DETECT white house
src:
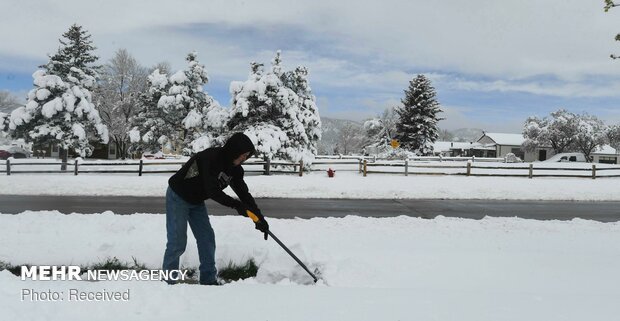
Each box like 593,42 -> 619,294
591,145 -> 619,164
477,132 -> 554,162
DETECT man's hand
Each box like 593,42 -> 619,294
254,214 -> 269,240
236,205 -> 269,240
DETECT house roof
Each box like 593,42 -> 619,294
480,133 -> 525,146
592,145 -> 618,155
433,141 -> 493,152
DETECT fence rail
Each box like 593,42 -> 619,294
1,158 -> 307,177
3,157 -> 620,179
360,160 -> 620,179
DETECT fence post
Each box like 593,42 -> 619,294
264,157 -> 271,176
299,160 -> 304,177
404,160 -> 409,176
529,163 -> 533,179
139,159 -> 144,176
466,160 -> 471,176
363,160 -> 368,177
74,159 -> 79,176
592,164 -> 596,179
6,159 -> 10,176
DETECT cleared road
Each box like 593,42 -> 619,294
0,195 -> 618,222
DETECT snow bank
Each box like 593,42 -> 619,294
2,171 -> 620,201
0,212 -> 619,320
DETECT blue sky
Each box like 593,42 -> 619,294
2,0 -> 620,133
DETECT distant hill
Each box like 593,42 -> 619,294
451,128 -> 484,142
318,117 -> 363,154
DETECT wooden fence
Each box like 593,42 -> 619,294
3,157 -> 620,179
1,158 -> 306,176
360,160 -> 620,179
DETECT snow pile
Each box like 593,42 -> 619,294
4,171 -> 620,201
0,211 -> 619,320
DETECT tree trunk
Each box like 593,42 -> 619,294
60,148 -> 68,171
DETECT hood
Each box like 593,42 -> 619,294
221,133 -> 256,165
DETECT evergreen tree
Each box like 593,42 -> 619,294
282,62 -> 322,155
41,24 -> 100,78
7,24 -> 108,162
395,74 -> 443,154
129,51 -> 217,155
228,51 -> 319,163
129,68 -> 169,154
363,107 -> 398,149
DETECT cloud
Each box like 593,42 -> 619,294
436,74 -> 620,98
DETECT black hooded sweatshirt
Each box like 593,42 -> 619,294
168,133 -> 259,211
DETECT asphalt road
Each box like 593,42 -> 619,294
0,195 -> 618,222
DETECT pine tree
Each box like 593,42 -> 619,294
129,68 -> 169,154
395,74 -> 442,155
41,24 -> 100,79
129,52 -> 217,156
282,64 -> 322,155
228,51 -> 319,163
8,24 -> 108,163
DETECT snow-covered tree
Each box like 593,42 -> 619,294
573,114 -> 606,161
606,124 -> 620,153
94,49 -> 148,159
7,25 -> 108,164
395,74 -> 443,155
281,60 -> 322,155
0,91 -> 19,139
228,51 -> 319,163
336,122 -> 363,155
522,109 -> 579,154
41,24 -> 100,78
363,107 -> 398,150
129,68 -> 169,154
130,52 -> 219,156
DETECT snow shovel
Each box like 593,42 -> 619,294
246,210 -> 320,283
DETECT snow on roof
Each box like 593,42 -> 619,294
481,133 -> 525,146
433,141 -> 486,152
592,145 -> 618,155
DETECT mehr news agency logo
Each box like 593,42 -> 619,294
19,265 -> 189,302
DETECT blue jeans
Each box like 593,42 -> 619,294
162,187 -> 217,284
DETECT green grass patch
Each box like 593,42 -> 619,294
87,256 -> 148,271
217,259 -> 259,282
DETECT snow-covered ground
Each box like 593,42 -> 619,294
0,211 -> 618,320
2,170 -> 620,201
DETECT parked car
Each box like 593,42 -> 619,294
543,152 -> 587,163
0,146 -> 32,159
0,150 -> 11,160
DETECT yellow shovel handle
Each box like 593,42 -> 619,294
246,209 -> 260,223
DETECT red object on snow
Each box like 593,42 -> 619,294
327,168 -> 335,178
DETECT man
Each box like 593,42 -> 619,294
162,133 -> 269,285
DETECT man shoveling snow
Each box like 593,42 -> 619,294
162,133 -> 269,285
